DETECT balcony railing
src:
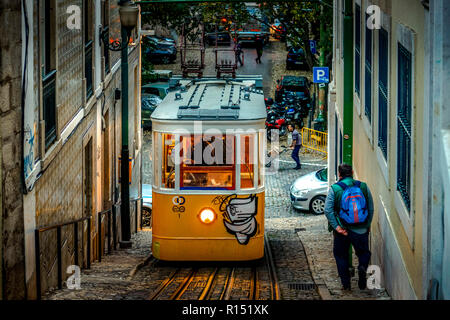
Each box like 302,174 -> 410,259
43,70 -> 57,150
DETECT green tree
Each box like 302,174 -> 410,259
255,0 -> 333,70
141,2 -> 251,43
140,1 -> 333,69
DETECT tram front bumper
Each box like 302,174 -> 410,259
152,235 -> 264,261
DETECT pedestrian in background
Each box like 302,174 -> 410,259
255,37 -> 263,64
287,124 -> 302,170
236,42 -> 243,67
324,163 -> 374,292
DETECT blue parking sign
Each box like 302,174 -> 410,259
309,40 -> 317,55
313,67 -> 329,84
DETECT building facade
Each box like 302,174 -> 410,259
1,0 -> 142,299
329,0 -> 449,299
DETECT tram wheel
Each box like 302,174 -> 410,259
309,196 -> 326,215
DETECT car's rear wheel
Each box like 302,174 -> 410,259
162,56 -> 170,64
142,207 -> 152,229
309,196 -> 326,215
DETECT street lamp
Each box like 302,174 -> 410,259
101,0 -> 139,51
101,0 -> 139,248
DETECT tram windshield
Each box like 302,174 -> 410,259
157,132 -> 262,191
180,135 -> 235,190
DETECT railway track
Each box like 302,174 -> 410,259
148,235 -> 281,300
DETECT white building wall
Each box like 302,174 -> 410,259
425,0 -> 450,300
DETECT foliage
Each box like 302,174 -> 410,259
140,1 -> 333,68
257,0 -> 333,69
141,2 -> 251,43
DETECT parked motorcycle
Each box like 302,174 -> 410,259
265,110 -> 287,141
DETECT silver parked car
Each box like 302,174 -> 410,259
290,168 -> 328,215
142,184 -> 152,228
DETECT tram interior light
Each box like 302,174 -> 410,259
199,208 -> 216,224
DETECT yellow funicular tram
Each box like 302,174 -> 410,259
151,76 -> 266,261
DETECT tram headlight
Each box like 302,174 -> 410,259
199,208 -> 216,224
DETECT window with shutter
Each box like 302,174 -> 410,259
364,13 -> 373,123
355,4 -> 361,96
378,28 -> 389,159
397,43 -> 412,212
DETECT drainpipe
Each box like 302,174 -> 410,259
343,0 -> 354,165
120,26 -> 132,248
317,4 -> 326,124
343,0 -> 355,274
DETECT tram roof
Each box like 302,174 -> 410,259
150,76 -> 267,121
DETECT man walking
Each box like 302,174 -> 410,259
236,42 -> 243,67
324,163 -> 374,291
288,124 -> 302,170
255,37 -> 263,64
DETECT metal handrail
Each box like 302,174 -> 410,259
35,198 -> 142,299
97,207 -> 115,262
301,127 -> 328,156
131,197 -> 142,233
35,215 -> 91,300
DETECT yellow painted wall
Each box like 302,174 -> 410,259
351,0 -> 425,298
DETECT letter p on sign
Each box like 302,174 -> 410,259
313,67 -> 330,84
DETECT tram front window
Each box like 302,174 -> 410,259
180,135 -> 235,190
162,134 -> 175,189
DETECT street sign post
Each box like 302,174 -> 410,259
313,67 -> 329,84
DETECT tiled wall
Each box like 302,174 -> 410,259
56,0 -> 84,132
29,0 -> 141,296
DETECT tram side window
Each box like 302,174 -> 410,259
258,131 -> 264,187
241,134 -> 255,189
162,134 -> 175,189
180,135 -> 235,190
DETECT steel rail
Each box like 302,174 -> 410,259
249,267 -> 259,300
264,235 -> 281,300
170,268 -> 197,300
199,268 -> 219,300
148,268 -> 180,300
221,268 -> 236,300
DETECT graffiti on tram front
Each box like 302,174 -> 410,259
213,194 -> 258,245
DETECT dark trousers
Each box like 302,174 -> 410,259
291,145 -> 301,167
333,230 -> 371,287
236,53 -> 243,66
256,49 -> 262,63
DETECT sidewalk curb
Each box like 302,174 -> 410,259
296,231 -> 333,300
128,254 -> 154,280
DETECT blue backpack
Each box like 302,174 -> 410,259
335,181 -> 368,226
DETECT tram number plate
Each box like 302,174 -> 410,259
172,205 -> 185,213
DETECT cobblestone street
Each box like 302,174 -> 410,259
45,135 -> 390,300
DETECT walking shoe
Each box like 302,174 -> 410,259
293,166 -> 302,170
342,285 -> 351,293
358,270 -> 367,290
